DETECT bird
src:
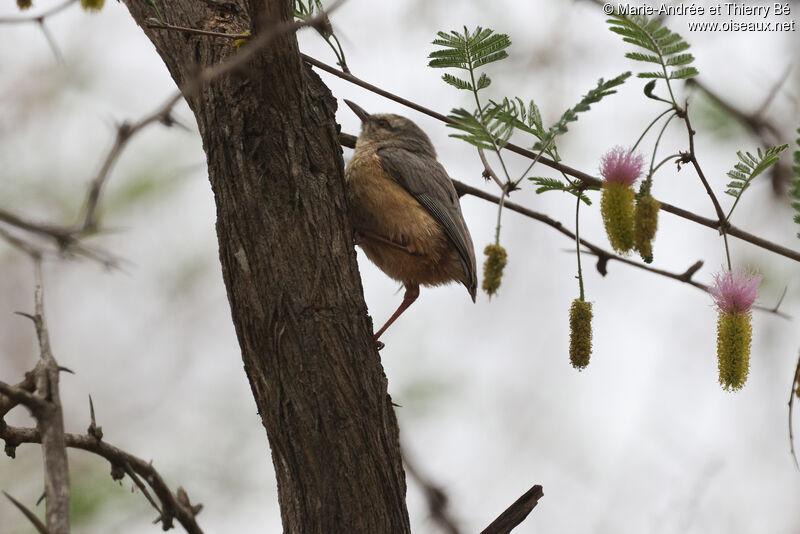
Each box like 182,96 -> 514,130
343,99 -> 477,343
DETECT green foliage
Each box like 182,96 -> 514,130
725,145 -> 788,199
428,27 -> 511,92
293,0 -> 349,71
536,72 -> 631,151
445,106 -> 515,150
144,0 -> 164,25
294,0 -> 323,18
607,15 -> 698,81
488,73 -> 630,162
529,177 -> 595,205
791,128 -> 800,238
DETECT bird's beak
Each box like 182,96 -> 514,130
344,99 -> 370,123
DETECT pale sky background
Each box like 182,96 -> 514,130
1,1 -> 800,533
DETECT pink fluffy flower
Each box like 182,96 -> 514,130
600,146 -> 646,186
710,268 -> 761,314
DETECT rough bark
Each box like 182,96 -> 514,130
120,1 -> 410,532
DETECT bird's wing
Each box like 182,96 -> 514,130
377,146 -> 477,299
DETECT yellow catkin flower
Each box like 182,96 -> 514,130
481,244 -> 507,297
17,0 -> 33,10
634,195 -> 660,264
716,311 -> 752,391
234,30 -> 251,50
569,299 -> 593,370
601,182 -> 635,254
80,0 -> 104,12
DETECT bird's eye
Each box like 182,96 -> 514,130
376,119 -> 391,129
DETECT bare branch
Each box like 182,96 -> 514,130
0,424 -> 204,534
0,378 -> 45,414
25,262 -> 71,533
1,0 -> 346,267
480,484 -> 543,534
0,368 -> 38,419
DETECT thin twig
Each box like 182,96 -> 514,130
36,20 -> 63,64
311,56 -> 800,263
680,103 -> 728,229
477,147 -> 505,189
402,449 -> 461,534
0,0 -> 76,24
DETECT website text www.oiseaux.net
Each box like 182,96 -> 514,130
602,3 -> 796,32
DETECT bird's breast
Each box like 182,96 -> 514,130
345,152 -> 465,288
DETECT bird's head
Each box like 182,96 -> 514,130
344,100 -> 436,157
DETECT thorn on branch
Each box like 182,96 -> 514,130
88,395 -> 103,441
2,491 -> 49,534
13,311 -> 36,323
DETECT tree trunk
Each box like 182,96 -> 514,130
121,1 -> 410,531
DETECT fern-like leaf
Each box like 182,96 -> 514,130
428,27 -> 511,91
725,145 -> 789,199
446,108 -> 496,150
607,15 -> 698,81
724,144 -> 789,221
442,73 -> 473,91
545,72 -> 631,140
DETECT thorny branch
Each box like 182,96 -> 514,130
1,423 -> 205,533
308,55 -> 800,263
1,282 -> 204,532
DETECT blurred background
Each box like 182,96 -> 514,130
1,0 -> 799,532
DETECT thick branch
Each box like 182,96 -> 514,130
480,485 -> 544,534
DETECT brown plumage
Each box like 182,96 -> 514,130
343,100 -> 477,342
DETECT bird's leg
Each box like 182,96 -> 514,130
355,230 -> 419,255
374,284 -> 420,342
